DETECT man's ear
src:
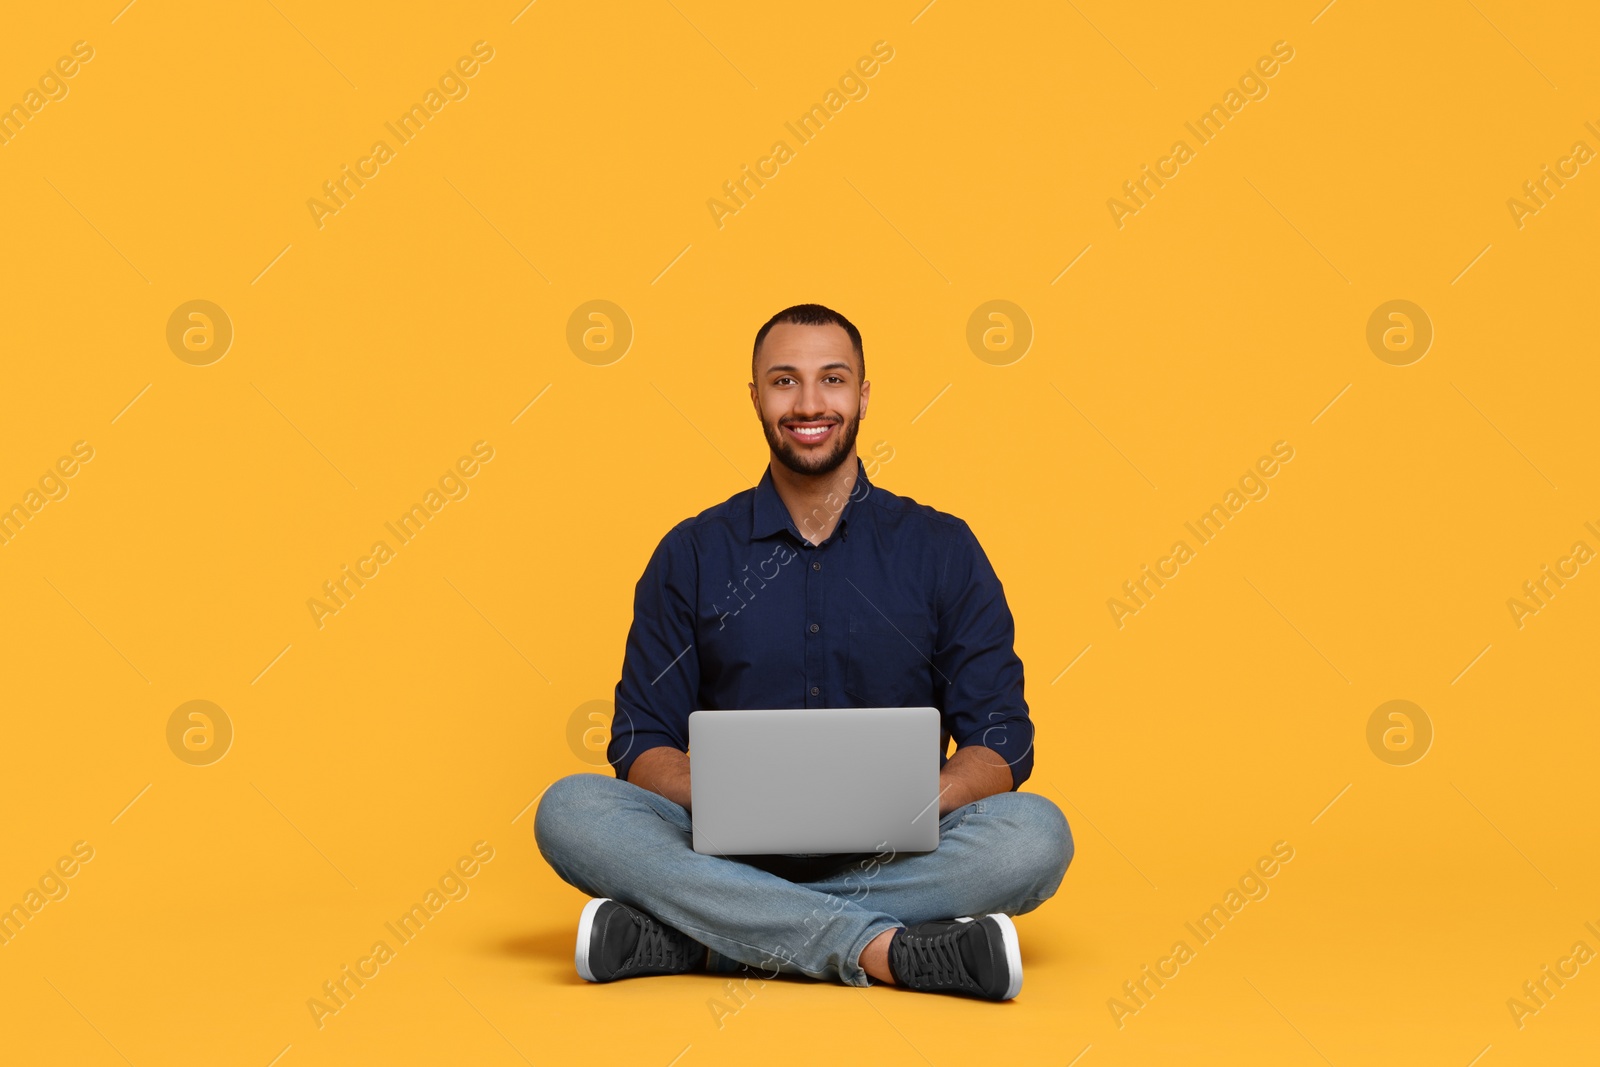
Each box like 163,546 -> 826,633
749,380 -> 760,417
859,378 -> 870,420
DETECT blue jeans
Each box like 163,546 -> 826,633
533,773 -> 1073,987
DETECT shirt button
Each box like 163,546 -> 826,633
810,686 -> 820,696
812,561 -> 821,571
809,622 -> 820,633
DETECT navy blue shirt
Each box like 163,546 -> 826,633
608,457 -> 1034,790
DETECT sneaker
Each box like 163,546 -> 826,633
887,914 -> 1023,1000
574,898 -> 702,983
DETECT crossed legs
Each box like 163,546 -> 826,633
533,773 -> 1073,987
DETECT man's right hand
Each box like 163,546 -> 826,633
626,746 -> 693,811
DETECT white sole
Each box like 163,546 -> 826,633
575,897 -> 610,982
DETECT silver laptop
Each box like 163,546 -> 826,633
688,707 -> 941,856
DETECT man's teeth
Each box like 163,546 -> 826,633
792,425 -> 830,437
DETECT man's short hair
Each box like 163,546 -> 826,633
751,303 -> 864,380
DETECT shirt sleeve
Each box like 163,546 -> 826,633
933,519 -> 1034,790
608,523 -> 701,782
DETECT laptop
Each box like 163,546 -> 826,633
688,706 -> 942,856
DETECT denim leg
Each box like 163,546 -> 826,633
533,773 -> 901,986
797,792 -> 1074,924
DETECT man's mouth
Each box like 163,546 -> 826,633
783,421 -> 837,446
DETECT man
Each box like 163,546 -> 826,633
535,303 -> 1071,1001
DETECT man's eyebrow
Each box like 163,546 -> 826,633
765,362 -> 855,375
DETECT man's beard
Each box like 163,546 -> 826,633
763,412 -> 861,477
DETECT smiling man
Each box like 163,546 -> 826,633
534,303 -> 1072,1000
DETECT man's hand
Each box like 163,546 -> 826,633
937,745 -> 1013,816
627,746 -> 693,811
629,742 -> 1009,818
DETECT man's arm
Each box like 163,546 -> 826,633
608,525 -> 700,799
937,744 -> 1012,815
628,746 -> 693,810
931,519 -> 1035,800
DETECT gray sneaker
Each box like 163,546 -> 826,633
575,898 -> 702,983
887,914 -> 1022,1000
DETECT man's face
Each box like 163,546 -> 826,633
749,322 -> 868,478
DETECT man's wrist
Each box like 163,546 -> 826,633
937,744 -> 1013,813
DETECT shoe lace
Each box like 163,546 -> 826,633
902,929 -> 971,990
630,914 -> 691,970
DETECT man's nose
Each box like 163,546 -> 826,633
794,382 -> 827,417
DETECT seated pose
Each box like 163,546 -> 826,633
535,303 -> 1072,1001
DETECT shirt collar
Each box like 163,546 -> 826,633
752,456 -> 872,544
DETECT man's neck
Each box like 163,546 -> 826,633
769,454 -> 859,546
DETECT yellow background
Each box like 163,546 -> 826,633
2,1 -> 1597,1064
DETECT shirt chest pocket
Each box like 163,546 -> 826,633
843,610 -> 935,707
